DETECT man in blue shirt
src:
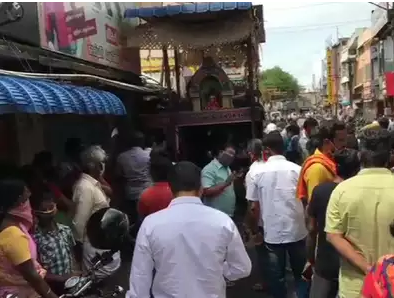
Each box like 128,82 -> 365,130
201,143 -> 237,218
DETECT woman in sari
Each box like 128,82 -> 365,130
0,179 -> 58,298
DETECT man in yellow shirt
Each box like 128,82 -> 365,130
325,128 -> 394,298
297,122 -> 347,204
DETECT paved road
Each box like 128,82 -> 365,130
109,247 -> 296,298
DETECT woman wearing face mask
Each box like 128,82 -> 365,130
0,179 -> 58,298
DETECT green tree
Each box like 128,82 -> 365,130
259,66 -> 300,99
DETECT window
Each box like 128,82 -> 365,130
341,65 -> 348,78
113,2 -> 122,19
365,64 -> 371,81
372,59 -> 379,80
105,2 -> 113,17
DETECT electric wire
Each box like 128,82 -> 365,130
266,2 -> 345,11
266,19 -> 370,31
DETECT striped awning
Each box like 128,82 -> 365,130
124,2 -> 252,19
0,75 -> 126,115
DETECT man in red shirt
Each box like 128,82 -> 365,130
138,153 -> 173,218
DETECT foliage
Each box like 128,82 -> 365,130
259,66 -> 301,100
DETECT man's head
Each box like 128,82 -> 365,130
145,135 -> 155,149
80,145 -> 107,178
262,131 -> 285,157
359,128 -> 391,168
247,138 -> 263,162
128,131 -> 145,149
314,121 -> 347,156
149,153 -> 173,183
334,149 -> 360,180
286,124 -> 300,139
378,117 -> 390,130
32,151 -> 54,179
303,117 -> 319,137
0,179 -> 30,223
214,143 -> 236,167
264,123 -> 278,134
65,137 -> 84,161
32,191 -> 57,227
168,161 -> 202,198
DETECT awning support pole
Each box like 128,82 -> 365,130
174,47 -> 181,96
162,45 -> 172,93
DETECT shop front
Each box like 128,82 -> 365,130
361,81 -> 377,121
0,75 -> 127,165
385,71 -> 394,115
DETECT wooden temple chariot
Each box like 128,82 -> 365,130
123,2 -> 265,158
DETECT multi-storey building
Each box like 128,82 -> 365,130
353,28 -> 377,120
370,3 -> 394,116
340,28 -> 365,107
331,38 -> 349,114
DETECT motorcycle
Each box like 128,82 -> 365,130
61,250 -> 124,298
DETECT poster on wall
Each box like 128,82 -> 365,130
37,2 -> 141,72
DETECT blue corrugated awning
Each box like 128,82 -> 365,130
0,75 -> 126,115
124,2 -> 252,19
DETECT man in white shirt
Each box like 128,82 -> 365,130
244,138 -> 268,292
72,145 -> 120,278
127,161 -> 251,298
247,131 -> 308,298
299,117 -> 319,160
245,138 -> 265,236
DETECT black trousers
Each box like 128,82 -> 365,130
310,272 -> 338,298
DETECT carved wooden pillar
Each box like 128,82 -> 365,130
246,36 -> 256,138
162,45 -> 177,160
162,45 -> 172,92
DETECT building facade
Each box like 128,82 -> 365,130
369,3 -> 394,116
0,2 -> 147,165
340,28 -> 364,107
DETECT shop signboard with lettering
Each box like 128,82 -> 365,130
326,48 -> 334,104
37,2 -> 141,72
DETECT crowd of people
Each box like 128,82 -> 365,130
0,132 -> 169,298
127,116 -> 394,298
2,115 -> 394,298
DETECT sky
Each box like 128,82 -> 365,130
254,1 -> 374,89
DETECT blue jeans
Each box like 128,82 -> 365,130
258,239 -> 309,298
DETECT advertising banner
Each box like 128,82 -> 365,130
38,2 -> 140,73
385,72 -> 394,97
326,48 -> 334,104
